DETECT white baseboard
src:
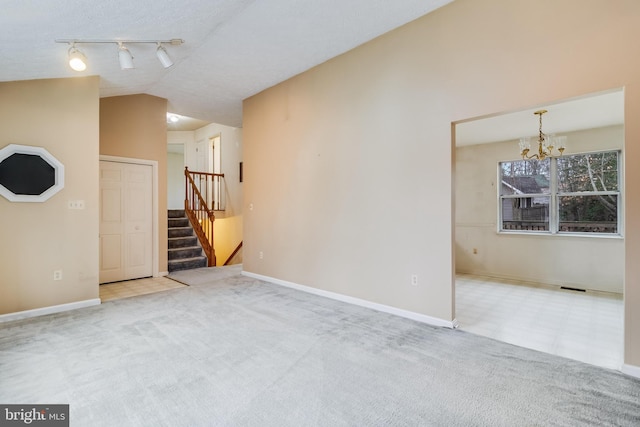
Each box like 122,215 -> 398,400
456,270 -> 622,295
0,299 -> 101,323
621,363 -> 640,379
242,271 -> 457,329
158,271 -> 169,277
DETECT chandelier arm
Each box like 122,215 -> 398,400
521,151 -> 541,160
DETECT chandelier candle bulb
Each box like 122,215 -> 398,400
556,136 -> 567,154
519,138 -> 531,156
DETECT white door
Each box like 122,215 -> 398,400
195,139 -> 207,171
194,139 -> 210,204
99,161 -> 153,284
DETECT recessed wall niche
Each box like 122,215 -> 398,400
0,144 -> 65,202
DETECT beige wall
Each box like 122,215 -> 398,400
0,77 -> 100,314
456,125 -> 624,293
243,0 -> 640,368
100,94 -> 169,273
167,131 -> 194,209
167,151 -> 185,210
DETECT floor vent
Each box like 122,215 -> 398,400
560,286 -> 586,292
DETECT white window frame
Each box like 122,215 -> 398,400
498,149 -> 622,237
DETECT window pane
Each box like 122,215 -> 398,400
501,196 -> 550,231
500,159 -> 550,195
557,152 -> 618,193
558,195 -> 618,233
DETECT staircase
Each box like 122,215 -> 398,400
168,210 -> 208,272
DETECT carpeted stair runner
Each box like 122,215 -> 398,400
168,209 -> 207,272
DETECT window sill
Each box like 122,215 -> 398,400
497,230 -> 623,239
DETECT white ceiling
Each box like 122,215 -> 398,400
456,90 -> 624,147
166,113 -> 210,132
1,0 -> 454,128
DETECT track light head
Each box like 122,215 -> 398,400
56,38 -> 183,71
68,45 -> 87,72
117,43 -> 134,70
156,43 -> 173,68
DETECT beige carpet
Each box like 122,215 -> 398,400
1,265 -> 639,426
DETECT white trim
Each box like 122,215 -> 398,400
242,271 -> 457,329
0,299 -> 101,323
99,155 -> 159,279
0,144 -> 65,202
621,363 -> 640,379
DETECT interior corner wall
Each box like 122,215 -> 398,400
242,0 -> 640,367
0,76 -> 100,315
456,126 -> 624,293
99,94 -> 169,273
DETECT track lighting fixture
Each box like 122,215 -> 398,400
55,38 -> 183,72
67,45 -> 87,71
118,43 -> 134,70
156,43 -> 174,68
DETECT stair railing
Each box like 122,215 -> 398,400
223,241 -> 243,266
188,168 -> 226,211
184,167 -> 223,267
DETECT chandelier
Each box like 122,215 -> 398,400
519,109 -> 566,160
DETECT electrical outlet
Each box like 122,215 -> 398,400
411,274 -> 418,286
473,248 -> 478,255
53,270 -> 63,281
259,251 -> 264,259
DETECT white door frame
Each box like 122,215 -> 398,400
100,155 -> 159,278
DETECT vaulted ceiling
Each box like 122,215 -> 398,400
1,0 -> 453,128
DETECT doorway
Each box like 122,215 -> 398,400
452,90 -> 625,369
99,158 -> 157,283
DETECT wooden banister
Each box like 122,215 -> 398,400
184,167 -> 219,267
187,169 -> 226,211
223,241 -> 243,266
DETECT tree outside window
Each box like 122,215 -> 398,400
499,150 -> 620,235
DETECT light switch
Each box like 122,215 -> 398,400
68,200 -> 85,209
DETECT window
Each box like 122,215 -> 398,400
499,150 -> 620,235
0,144 -> 65,203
